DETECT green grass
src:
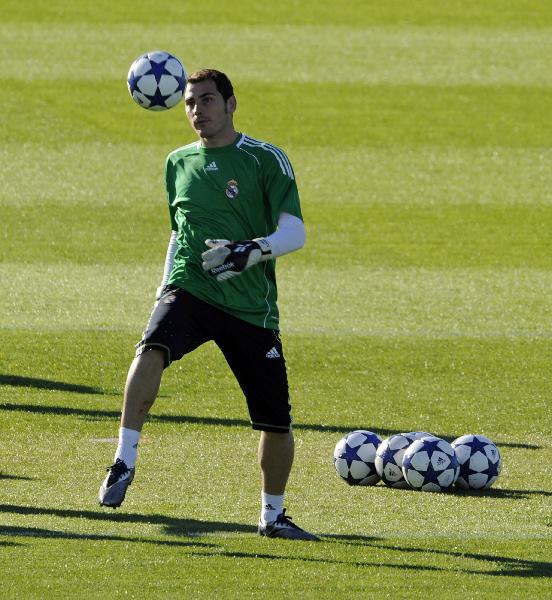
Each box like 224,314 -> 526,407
1,1 -> 551,598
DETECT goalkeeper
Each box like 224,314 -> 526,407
98,69 -> 318,541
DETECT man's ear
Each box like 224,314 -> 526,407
227,95 -> 237,114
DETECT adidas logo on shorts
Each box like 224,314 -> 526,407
265,347 -> 281,359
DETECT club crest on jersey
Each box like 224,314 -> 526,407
225,179 -> 239,199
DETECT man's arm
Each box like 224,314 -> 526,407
156,230 -> 178,299
201,212 -> 306,281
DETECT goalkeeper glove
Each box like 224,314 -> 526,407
201,238 -> 272,281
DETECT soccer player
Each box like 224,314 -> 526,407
98,69 -> 318,541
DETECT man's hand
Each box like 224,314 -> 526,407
201,238 -> 272,281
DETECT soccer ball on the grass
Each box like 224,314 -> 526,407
333,430 -> 382,486
408,431 -> 433,440
402,436 -> 459,492
451,434 -> 502,490
375,432 -> 430,488
127,51 -> 187,110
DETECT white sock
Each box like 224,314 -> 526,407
261,492 -> 284,525
114,427 -> 141,469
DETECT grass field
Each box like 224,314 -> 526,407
1,1 -> 551,598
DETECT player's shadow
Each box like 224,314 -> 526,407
0,400 -> 543,448
0,401 -> 395,436
185,547 -> 448,573
0,375 -> 107,395
0,503 -> 257,537
0,473 -> 36,481
0,524 -> 215,548
1,504 -> 550,577
0,540 -> 23,547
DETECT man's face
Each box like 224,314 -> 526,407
184,79 -> 235,140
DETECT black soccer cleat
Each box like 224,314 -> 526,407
258,509 -> 319,541
99,459 -> 135,508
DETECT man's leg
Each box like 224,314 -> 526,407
99,350 -> 164,508
257,428 -> 318,540
257,429 -> 318,540
258,430 -> 294,495
215,315 -> 318,539
258,430 -> 294,526
121,349 -> 165,430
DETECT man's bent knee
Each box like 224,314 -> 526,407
135,342 -> 171,368
133,347 -> 166,371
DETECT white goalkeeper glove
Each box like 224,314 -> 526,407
201,238 -> 272,281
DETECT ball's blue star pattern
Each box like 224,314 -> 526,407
143,85 -> 172,109
145,58 -> 171,84
421,461 -> 446,487
468,436 -> 492,456
127,70 -> 139,94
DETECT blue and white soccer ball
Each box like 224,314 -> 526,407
127,51 -> 187,111
402,436 -> 459,492
408,431 -> 434,441
375,432 -> 419,488
451,434 -> 502,490
333,430 -> 382,486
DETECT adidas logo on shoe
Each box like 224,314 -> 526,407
265,347 -> 281,359
205,161 -> 218,171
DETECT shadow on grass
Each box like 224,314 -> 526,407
0,540 -> 22,547
188,548 -> 447,573
367,541 -> 552,578
0,524 -> 215,548
0,473 -> 36,481
454,487 -> 552,499
0,402 -> 542,448
0,503 -> 257,536
0,375 -> 108,395
0,401 -> 397,436
190,538 -> 552,578
1,504 -> 549,577
186,543 -> 552,578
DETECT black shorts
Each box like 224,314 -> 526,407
135,285 -> 291,433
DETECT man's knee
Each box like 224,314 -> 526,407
134,348 -> 166,371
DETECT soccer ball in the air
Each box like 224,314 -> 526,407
451,434 -> 502,490
375,432 -> 430,488
333,430 -> 382,486
402,436 -> 459,492
127,51 -> 187,110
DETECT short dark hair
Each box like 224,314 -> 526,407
187,69 -> 234,101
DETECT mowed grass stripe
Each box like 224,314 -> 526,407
3,144 -> 552,207
1,263 -> 549,336
3,80 -> 552,147
3,0 -> 552,28
2,202 -> 551,267
1,330 -> 550,435
2,24 -> 552,86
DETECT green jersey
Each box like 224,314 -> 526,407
165,133 -> 303,329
